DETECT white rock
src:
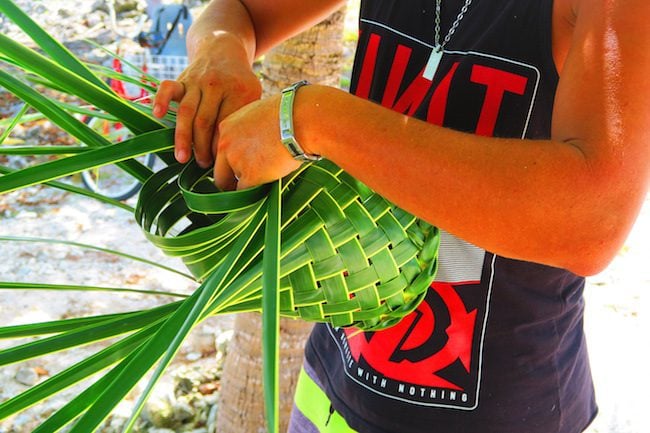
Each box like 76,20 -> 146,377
185,352 -> 202,362
172,399 -> 194,422
14,368 -> 39,386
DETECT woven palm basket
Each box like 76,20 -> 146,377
135,159 -> 439,331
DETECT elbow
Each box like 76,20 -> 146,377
561,232 -> 627,277
565,255 -> 613,277
555,173 -> 646,277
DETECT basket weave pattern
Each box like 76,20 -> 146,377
136,159 -> 439,331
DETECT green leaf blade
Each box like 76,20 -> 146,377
262,180 -> 282,433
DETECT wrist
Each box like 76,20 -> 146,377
188,29 -> 254,64
187,0 -> 257,63
287,84 -> 336,160
279,81 -> 322,162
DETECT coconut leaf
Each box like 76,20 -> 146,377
0,2 -> 440,432
0,0 -> 110,91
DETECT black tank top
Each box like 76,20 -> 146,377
304,1 -> 598,432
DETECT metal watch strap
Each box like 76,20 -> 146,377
279,80 -> 321,162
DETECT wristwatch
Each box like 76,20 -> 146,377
279,80 -> 322,162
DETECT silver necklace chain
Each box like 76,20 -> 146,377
434,0 -> 474,50
424,0 -> 475,80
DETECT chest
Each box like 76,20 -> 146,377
350,0 -> 562,139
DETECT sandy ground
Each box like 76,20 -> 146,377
582,194 -> 649,433
0,184 -> 234,432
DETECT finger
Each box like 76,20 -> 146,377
193,90 -> 223,168
152,80 -> 185,118
210,127 -> 221,175
213,150 -> 237,191
236,176 -> 254,191
210,95 -> 248,162
174,85 -> 201,164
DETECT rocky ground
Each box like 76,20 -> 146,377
1,1 -> 648,433
1,2 -> 233,432
0,184 -> 234,433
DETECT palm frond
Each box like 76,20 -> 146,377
0,1 -> 440,432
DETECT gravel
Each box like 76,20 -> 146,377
1,2 -> 231,432
0,185 -> 235,433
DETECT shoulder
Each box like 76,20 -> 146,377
553,0 -> 650,70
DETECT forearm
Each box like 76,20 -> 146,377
295,85 -> 641,275
186,0 -> 257,64
187,0 -> 346,62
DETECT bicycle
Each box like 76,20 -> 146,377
80,0 -> 191,201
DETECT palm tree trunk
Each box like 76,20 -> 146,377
260,8 -> 347,93
215,314 -> 316,433
216,8 -> 347,433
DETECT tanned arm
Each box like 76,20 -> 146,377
216,0 -> 650,276
153,0 -> 345,168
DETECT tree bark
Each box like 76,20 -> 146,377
261,8 -> 346,94
216,8 -> 346,433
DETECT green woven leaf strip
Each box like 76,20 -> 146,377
0,69 -> 111,149
262,180 -> 281,433
31,348 -> 143,433
0,129 -> 173,194
0,102 -> 29,144
0,303 -> 177,367
136,160 -> 440,331
0,322 -> 161,421
0,0 -> 109,90
0,166 -> 134,211
0,281 -> 186,300
0,32 -> 161,134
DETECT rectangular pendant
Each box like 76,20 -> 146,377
423,48 -> 443,80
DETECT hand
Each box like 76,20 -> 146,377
152,35 -> 262,168
214,94 -> 302,191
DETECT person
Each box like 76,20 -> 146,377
152,0 -> 650,432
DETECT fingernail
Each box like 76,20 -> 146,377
175,148 -> 187,162
153,104 -> 162,117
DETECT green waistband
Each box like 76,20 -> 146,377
294,368 -> 358,433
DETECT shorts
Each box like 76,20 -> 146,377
288,365 -> 358,433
